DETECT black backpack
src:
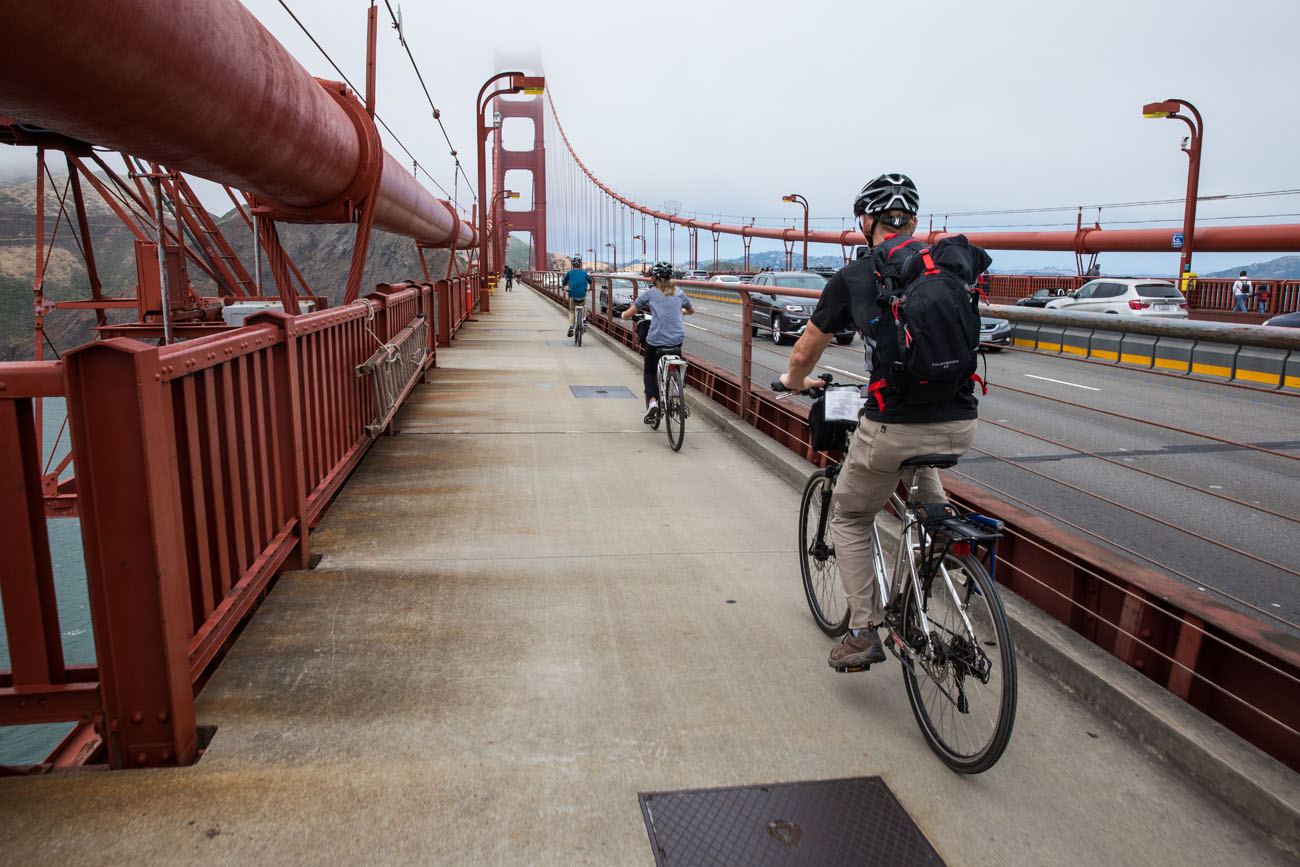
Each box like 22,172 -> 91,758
867,235 -> 991,407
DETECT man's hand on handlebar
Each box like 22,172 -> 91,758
775,372 -> 831,393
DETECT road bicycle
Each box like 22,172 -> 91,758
775,376 -> 1017,774
633,314 -> 690,451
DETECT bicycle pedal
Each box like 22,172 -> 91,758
833,663 -> 871,673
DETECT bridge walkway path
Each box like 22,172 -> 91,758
0,287 -> 1286,865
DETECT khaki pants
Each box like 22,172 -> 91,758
568,296 -> 587,325
831,417 -> 978,629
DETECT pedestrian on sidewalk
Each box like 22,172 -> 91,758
1257,281 -> 1270,314
1232,270 -> 1252,312
622,261 -> 694,425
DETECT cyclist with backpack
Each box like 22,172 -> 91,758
622,261 -> 695,425
562,256 -> 591,337
778,173 -> 992,671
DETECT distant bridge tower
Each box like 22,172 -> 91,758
491,93 -> 548,271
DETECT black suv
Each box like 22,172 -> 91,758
748,271 -> 855,346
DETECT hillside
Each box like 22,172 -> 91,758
1204,255 -> 1300,279
0,173 -> 459,360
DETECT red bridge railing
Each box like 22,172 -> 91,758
0,275 -> 476,770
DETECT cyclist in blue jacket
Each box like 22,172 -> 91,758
562,256 -> 591,337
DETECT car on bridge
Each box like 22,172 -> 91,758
1045,278 -> 1188,318
747,270 -> 855,346
1016,287 -> 1071,307
684,269 -> 711,281
980,316 -> 1012,348
599,274 -> 637,316
708,274 -> 742,285
1262,311 -> 1300,328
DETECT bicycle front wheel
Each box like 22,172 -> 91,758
899,551 -> 1017,774
799,468 -> 848,636
575,315 -> 584,346
664,368 -> 686,451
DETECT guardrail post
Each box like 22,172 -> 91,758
420,282 -> 437,370
740,291 -> 754,422
434,279 -> 452,346
64,339 -> 197,768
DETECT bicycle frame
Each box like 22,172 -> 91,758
871,472 -> 983,660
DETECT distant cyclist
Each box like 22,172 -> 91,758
622,261 -> 695,425
562,256 -> 591,337
778,173 -> 990,671
504,265 -> 515,291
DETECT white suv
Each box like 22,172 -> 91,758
1045,278 -> 1188,318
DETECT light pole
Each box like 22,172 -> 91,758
632,233 -> 646,272
606,241 -> 617,272
490,190 -> 519,279
586,247 -> 595,271
782,193 -> 810,270
477,72 -> 544,291
1142,99 -> 1203,284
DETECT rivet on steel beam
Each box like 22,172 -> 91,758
161,749 -> 174,762
1140,629 -> 1152,638
135,752 -> 148,766
131,711 -> 144,724
157,711 -> 169,723
1134,660 -> 1146,670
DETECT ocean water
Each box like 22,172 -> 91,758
0,397 -> 95,765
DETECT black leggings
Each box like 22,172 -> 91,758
643,344 -> 682,403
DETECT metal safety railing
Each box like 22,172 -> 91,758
523,269 -> 1300,773
985,274 -> 1300,319
0,274 -> 475,770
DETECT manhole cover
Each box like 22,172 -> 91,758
639,777 -> 945,867
569,386 -> 636,399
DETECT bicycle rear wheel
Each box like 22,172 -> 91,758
664,367 -> 686,451
799,468 -> 848,636
899,551 -> 1016,774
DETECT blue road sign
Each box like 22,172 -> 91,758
1171,232 -> 1185,250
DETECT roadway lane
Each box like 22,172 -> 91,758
674,290 -> 1300,627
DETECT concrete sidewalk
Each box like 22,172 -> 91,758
0,287 -> 1289,865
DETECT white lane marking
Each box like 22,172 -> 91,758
1024,373 -> 1099,391
685,322 -> 713,333
822,365 -> 869,382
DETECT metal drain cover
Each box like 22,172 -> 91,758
639,776 -> 945,867
569,385 -> 636,399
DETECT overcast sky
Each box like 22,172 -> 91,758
7,0 -> 1298,275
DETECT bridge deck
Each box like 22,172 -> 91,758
0,289 -> 1286,865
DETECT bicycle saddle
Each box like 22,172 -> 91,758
899,453 -> 960,469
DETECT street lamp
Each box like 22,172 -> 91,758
605,241 -> 617,272
632,233 -> 647,272
1142,98 -> 1203,285
476,72 -> 545,290
782,193 -> 810,270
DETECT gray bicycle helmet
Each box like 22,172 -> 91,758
571,256 -> 582,267
649,261 -> 674,281
852,173 -> 919,226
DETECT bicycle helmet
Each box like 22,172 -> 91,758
649,261 -> 674,281
571,256 -> 582,267
852,173 -> 919,225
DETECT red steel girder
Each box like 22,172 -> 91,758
0,0 -> 477,250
